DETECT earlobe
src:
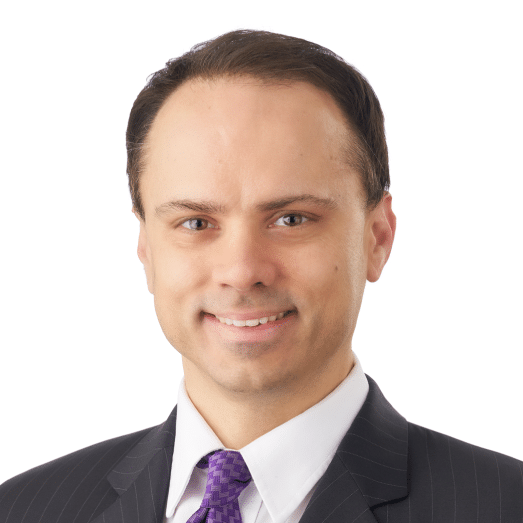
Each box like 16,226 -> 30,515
366,193 -> 396,283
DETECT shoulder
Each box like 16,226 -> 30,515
0,427 -> 153,523
408,422 -> 523,516
408,421 -> 523,475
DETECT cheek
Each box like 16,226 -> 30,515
150,245 -> 188,300
284,241 -> 345,313
151,253 -> 195,348
302,237 -> 348,280
151,244 -> 212,318
310,238 -> 362,307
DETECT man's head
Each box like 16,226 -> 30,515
128,30 -> 396,403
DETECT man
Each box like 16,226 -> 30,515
1,29 -> 521,523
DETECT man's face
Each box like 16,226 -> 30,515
136,77 -> 394,397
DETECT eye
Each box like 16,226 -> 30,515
180,218 -> 216,231
273,214 -> 309,227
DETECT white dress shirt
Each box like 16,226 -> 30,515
163,353 -> 369,523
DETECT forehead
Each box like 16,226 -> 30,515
142,77 -> 360,215
148,76 -> 350,146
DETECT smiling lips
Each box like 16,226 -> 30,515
203,309 -> 298,341
205,309 -> 295,327
216,311 -> 289,327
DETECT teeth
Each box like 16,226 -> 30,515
217,311 -> 287,327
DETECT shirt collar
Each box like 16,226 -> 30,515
165,377 -> 225,518
165,353 -> 369,521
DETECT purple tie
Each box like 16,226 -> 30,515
186,450 -> 252,523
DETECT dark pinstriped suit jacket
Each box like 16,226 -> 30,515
1,375 -> 522,523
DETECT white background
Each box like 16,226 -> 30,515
1,0 -> 522,484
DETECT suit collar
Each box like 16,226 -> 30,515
338,374 -> 409,506
106,405 -> 178,493
299,374 -> 408,522
90,406 -> 177,523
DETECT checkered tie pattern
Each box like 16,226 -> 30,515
186,450 -> 252,523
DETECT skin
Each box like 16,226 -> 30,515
134,77 -> 396,450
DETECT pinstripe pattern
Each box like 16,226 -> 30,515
298,376 -> 523,523
0,407 -> 177,523
1,378 -> 522,523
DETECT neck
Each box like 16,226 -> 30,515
182,350 -> 354,450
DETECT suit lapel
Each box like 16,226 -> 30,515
91,406 -> 178,523
298,454 -> 380,523
299,374 -> 409,522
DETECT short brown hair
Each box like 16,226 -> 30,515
126,29 -> 390,221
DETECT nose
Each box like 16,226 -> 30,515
211,226 -> 278,292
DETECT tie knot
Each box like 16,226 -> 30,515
196,450 -> 252,507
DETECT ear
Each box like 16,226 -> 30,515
365,192 -> 396,283
133,208 -> 155,294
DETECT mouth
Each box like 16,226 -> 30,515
202,309 -> 298,341
203,309 -> 296,323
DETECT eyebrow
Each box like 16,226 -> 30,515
155,194 -> 339,217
